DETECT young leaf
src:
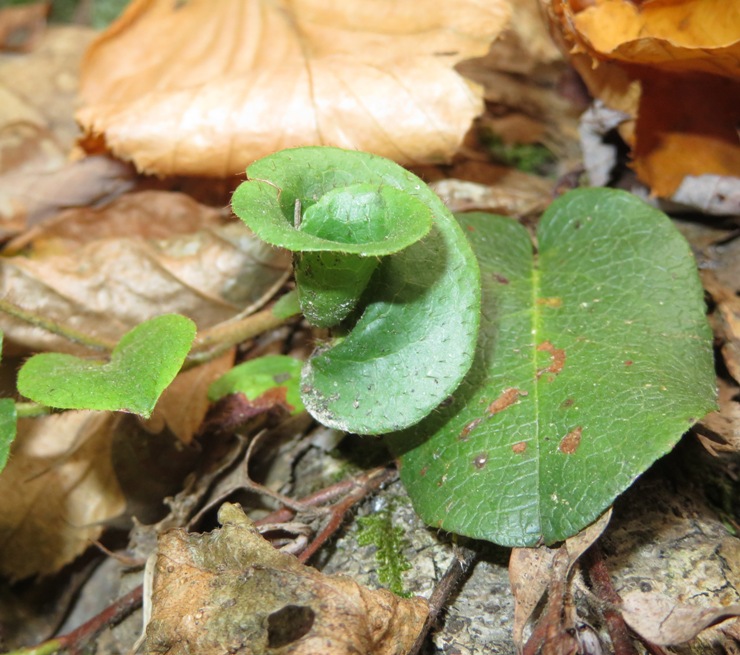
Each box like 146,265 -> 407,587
233,147 -> 481,435
208,355 -> 305,415
388,189 -> 716,546
17,314 -> 196,418
0,399 -> 15,473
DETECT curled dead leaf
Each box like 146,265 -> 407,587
144,503 -> 428,655
544,0 -> 740,200
77,0 -> 510,176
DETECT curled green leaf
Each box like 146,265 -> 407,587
232,147 -> 481,434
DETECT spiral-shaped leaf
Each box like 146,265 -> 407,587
232,147 -> 481,434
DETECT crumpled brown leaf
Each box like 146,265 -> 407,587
0,190 -> 291,355
622,591 -> 740,646
0,411 -> 126,581
509,510 -> 611,651
544,0 -> 740,201
76,0 -> 510,177
144,503 -> 428,655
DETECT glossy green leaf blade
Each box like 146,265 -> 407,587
389,189 -> 716,546
208,355 -> 305,415
17,314 -> 196,418
0,398 -> 15,472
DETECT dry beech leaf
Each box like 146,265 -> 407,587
622,591 -> 740,646
544,0 -> 740,199
509,510 -> 611,651
0,25 -> 112,232
0,411 -> 126,581
0,191 -> 291,355
76,0 -> 510,177
144,349 -> 236,444
144,503 -> 428,655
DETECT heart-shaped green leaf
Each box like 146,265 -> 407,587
17,314 -> 196,418
209,355 -> 304,415
233,147 -> 480,435
388,189 -> 716,546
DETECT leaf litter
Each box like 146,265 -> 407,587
0,1 -> 738,654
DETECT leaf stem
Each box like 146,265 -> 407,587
0,298 -> 115,352
186,301 -> 299,366
14,401 -> 55,418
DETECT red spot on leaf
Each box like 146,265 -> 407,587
537,340 -> 566,378
624,360 -> 633,366
494,274 -> 510,285
536,297 -> 563,308
559,426 -> 583,455
560,398 -> 575,409
459,417 -> 483,441
419,466 -> 428,477
487,387 -> 526,416
512,441 -> 527,454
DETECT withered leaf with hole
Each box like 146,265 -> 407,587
144,503 -> 428,655
76,0 -> 510,176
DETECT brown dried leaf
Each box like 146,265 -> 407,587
0,2 -> 49,53
0,191 -> 291,355
0,411 -> 126,581
622,591 -> 740,646
76,0 -> 510,177
545,0 -> 740,198
144,349 -> 236,444
509,510 -> 611,651
0,25 -> 113,233
144,503 -> 428,655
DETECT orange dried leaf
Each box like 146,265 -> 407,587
545,0 -> 740,198
76,0 -> 510,176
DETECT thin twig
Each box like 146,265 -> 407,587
0,298 -> 116,351
407,542 -> 479,655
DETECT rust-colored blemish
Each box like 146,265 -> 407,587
559,426 -> 582,455
624,360 -> 633,366
486,387 -> 526,416
537,340 -> 566,378
536,297 -> 563,308
512,441 -> 527,454
466,225 -> 475,232
494,274 -> 510,285
473,452 -> 489,469
560,398 -> 574,409
459,417 -> 483,441
419,466 -> 428,477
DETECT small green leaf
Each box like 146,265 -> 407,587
232,147 -> 481,435
17,314 -> 196,418
208,355 -> 304,414
388,189 -> 716,546
0,398 -> 15,473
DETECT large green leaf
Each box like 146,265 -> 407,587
232,147 -> 481,435
17,314 -> 196,418
388,189 -> 716,546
